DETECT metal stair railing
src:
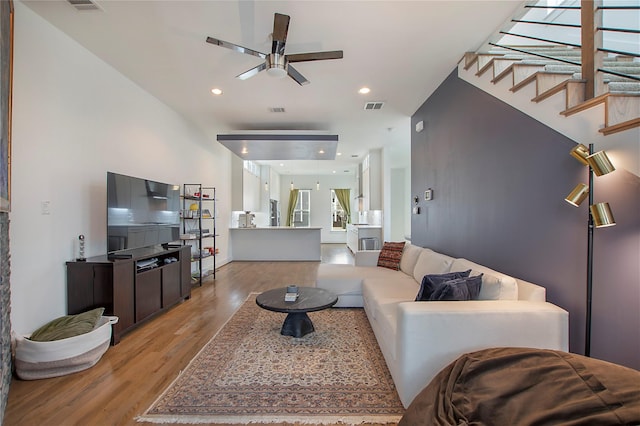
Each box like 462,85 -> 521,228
486,0 -> 640,99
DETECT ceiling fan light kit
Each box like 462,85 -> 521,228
206,13 -> 343,86
266,54 -> 287,78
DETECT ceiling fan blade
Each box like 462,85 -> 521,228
287,64 -> 310,86
271,13 -> 290,55
286,50 -> 344,63
206,36 -> 267,59
236,62 -> 267,80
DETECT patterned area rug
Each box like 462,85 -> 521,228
138,294 -> 404,425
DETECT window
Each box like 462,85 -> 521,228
292,189 -> 310,227
243,160 -> 260,177
330,189 -> 347,231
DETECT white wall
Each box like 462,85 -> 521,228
10,2 -> 231,335
389,168 -> 408,241
382,143 -> 411,243
279,174 -> 357,243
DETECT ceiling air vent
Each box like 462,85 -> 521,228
67,0 -> 101,11
364,102 -> 384,110
269,107 -> 286,113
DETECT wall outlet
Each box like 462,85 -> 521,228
424,189 -> 433,201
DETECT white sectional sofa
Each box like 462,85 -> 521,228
316,244 -> 569,408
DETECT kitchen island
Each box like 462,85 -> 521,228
229,227 -> 322,261
346,224 -> 382,253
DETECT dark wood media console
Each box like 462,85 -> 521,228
66,246 -> 191,344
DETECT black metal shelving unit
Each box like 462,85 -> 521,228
181,184 -> 217,285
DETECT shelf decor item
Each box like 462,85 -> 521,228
76,234 -> 86,261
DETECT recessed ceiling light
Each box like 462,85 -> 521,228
319,149 -> 325,154
332,170 -> 336,174
241,147 -> 248,155
337,152 -> 342,156
211,88 -> 223,95
358,87 -> 370,94
280,163 -> 284,167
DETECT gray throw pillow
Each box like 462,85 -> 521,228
415,270 -> 472,301
429,274 -> 483,301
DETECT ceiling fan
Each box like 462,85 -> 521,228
206,13 -> 343,86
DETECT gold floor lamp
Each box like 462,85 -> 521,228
565,143 -> 616,357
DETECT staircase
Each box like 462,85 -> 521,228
463,46 -> 640,136
457,0 -> 639,176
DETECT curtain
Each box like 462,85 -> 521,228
285,189 -> 299,227
334,189 -> 351,224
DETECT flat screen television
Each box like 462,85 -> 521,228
107,172 -> 181,253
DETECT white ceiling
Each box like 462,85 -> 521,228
22,0 -> 523,175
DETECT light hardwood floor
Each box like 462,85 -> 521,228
4,244 -> 398,426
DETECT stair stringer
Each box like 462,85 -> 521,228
458,62 -> 640,177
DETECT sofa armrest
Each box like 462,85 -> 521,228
393,301 -> 568,407
517,279 -> 546,301
355,250 -> 380,266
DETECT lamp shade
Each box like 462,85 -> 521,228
587,151 -> 615,176
570,144 -> 590,165
565,183 -> 589,206
590,202 -> 616,227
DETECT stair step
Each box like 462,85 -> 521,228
532,79 -> 586,108
545,64 -> 582,73
608,82 -> 640,92
511,70 -> 574,93
599,117 -> 640,135
509,63 -> 546,87
605,93 -> 640,127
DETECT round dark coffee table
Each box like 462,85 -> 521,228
256,287 -> 338,337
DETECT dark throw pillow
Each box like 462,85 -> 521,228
429,274 -> 483,301
29,307 -> 105,342
415,270 -> 472,301
377,241 -> 406,270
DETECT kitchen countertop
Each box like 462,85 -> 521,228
229,227 -> 321,261
230,227 -> 322,230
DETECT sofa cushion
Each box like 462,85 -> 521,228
450,258 -> 518,300
399,244 -> 424,276
377,241 -> 406,270
429,274 -> 483,301
415,270 -> 472,301
362,277 -> 419,320
412,250 -> 455,283
316,264 -> 402,295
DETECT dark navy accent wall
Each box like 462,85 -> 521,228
411,70 -> 639,369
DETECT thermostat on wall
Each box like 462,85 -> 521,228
424,189 -> 433,201
415,120 -> 424,133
